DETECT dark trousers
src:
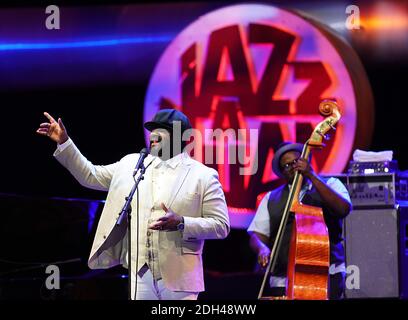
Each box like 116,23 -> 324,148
328,272 -> 345,300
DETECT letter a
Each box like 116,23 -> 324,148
45,265 -> 60,289
345,5 -> 360,30
45,5 -> 60,30
346,265 -> 360,290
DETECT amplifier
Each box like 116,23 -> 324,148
344,204 -> 408,298
348,160 -> 398,175
347,173 -> 396,208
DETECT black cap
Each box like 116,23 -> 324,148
144,109 -> 192,134
272,142 -> 305,178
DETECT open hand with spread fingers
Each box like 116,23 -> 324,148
36,112 -> 69,144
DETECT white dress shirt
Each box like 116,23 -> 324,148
133,153 -> 187,281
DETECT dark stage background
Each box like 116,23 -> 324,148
1,0 -> 408,299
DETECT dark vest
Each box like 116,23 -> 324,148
267,181 -> 345,277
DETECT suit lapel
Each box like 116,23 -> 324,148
166,158 -> 192,209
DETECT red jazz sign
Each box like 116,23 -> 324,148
144,4 -> 374,228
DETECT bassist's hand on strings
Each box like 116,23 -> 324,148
292,157 -> 315,180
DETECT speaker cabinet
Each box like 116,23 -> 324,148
398,204 -> 408,299
344,205 -> 408,298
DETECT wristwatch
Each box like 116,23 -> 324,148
177,217 -> 185,231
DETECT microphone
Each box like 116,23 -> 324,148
133,148 -> 149,176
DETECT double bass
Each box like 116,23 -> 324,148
258,100 -> 341,300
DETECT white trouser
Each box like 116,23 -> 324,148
132,267 -> 199,300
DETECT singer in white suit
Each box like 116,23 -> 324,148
36,109 -> 230,300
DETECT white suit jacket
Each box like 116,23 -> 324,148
54,139 -> 230,292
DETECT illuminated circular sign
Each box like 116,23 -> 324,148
144,4 -> 374,227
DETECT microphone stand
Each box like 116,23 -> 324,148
116,161 -> 147,300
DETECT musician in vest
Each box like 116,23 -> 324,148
36,109 -> 230,300
248,142 -> 351,299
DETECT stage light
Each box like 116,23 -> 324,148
0,35 -> 173,51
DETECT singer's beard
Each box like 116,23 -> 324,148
150,141 -> 173,160
150,143 -> 162,158
149,129 -> 184,160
